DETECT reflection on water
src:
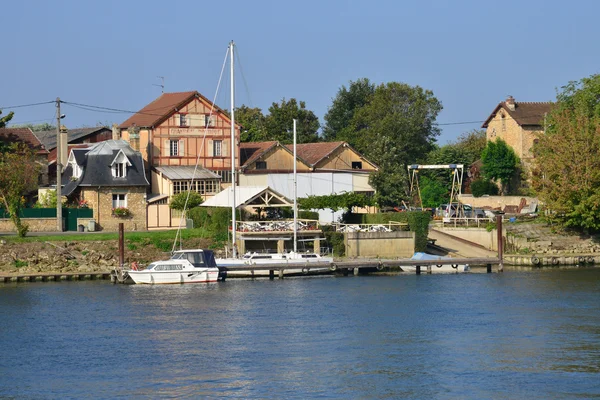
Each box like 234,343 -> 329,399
1,268 -> 599,399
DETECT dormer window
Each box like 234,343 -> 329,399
111,149 -> 132,178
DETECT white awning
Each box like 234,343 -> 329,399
201,186 -> 293,208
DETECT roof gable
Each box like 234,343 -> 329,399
482,101 -> 553,128
119,90 -> 240,129
285,141 -> 345,166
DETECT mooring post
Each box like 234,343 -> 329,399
353,268 -> 359,276
427,265 -> 432,274
343,268 -> 349,276
487,263 -> 492,273
497,216 -> 504,272
118,223 -> 124,268
269,270 -> 274,280
416,265 -> 421,275
278,269 -> 284,279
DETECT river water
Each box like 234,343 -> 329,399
1,267 -> 599,399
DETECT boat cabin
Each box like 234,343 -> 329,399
170,249 -> 217,268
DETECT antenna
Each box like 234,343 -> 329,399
153,76 -> 165,93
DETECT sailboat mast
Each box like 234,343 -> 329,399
293,119 -> 297,254
230,40 -> 237,258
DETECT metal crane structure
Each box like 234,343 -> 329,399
407,164 -> 465,218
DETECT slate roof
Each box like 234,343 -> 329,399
482,101 -> 554,128
61,140 -> 149,196
118,91 -> 239,129
154,166 -> 221,180
48,144 -> 91,164
35,127 -> 111,151
0,128 -> 48,154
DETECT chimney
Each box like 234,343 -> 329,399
505,95 -> 516,111
59,125 -> 68,170
112,123 -> 120,140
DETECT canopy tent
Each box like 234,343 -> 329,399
200,186 -> 293,208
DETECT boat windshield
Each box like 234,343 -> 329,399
170,251 -> 206,267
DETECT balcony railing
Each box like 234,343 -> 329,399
234,219 -> 320,232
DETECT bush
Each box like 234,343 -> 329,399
471,179 -> 499,197
322,226 -> 345,257
169,192 -> 204,210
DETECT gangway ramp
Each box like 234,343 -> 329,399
428,228 -> 497,258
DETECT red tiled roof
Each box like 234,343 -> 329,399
0,128 -> 48,154
482,101 -> 554,128
119,91 -> 197,129
240,141 -> 278,167
48,144 -> 91,164
284,141 -> 345,166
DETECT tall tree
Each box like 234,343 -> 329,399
323,78 -> 375,143
235,105 -> 268,142
350,82 -> 443,207
0,109 -> 14,128
481,138 -> 519,194
0,143 -> 41,237
532,74 -> 600,230
454,129 -> 487,164
264,98 -> 320,144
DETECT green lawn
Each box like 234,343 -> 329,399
3,228 -> 214,243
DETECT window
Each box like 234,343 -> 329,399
214,170 -> 231,183
256,161 -> 267,170
213,140 -> 222,157
204,115 -> 215,127
351,161 -> 363,170
113,163 -> 125,178
179,114 -> 188,127
112,194 -> 127,208
501,113 -> 506,131
170,140 -> 179,157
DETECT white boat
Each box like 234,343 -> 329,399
401,252 -> 470,273
128,249 -> 220,284
214,43 -> 330,272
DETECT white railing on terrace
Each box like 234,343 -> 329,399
334,221 -> 408,233
235,219 -> 320,232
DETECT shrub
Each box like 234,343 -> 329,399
470,179 -> 499,197
169,192 -> 204,210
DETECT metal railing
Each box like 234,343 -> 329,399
235,219 -> 320,232
334,221 -> 408,233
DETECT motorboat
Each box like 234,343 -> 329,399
216,251 -> 333,277
401,252 -> 470,273
128,249 -> 220,284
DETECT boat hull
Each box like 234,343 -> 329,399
401,264 -> 469,273
128,269 -> 219,284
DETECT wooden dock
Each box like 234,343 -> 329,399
1,257 -> 502,284
1,272 -> 111,283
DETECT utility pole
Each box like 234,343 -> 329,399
56,98 -> 63,232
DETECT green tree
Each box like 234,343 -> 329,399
532,74 -> 600,230
265,98 -> 320,144
298,192 -> 373,213
235,105 -> 268,142
0,109 -> 14,128
454,129 -> 487,164
481,138 -> 519,194
419,176 -> 448,208
11,122 -> 56,132
470,179 -> 499,197
323,78 -> 375,143
169,191 -> 204,211
350,82 -> 442,207
0,143 -> 41,236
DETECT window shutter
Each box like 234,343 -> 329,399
175,114 -> 181,127
189,114 -> 202,127
179,140 -> 185,157
164,140 -> 170,156
222,140 -> 228,157
208,140 -> 213,156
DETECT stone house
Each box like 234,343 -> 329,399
118,91 -> 240,199
482,96 -> 553,172
61,140 -> 149,231
238,140 -> 378,222
0,127 -> 49,186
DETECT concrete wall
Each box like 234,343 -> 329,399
345,231 -> 415,258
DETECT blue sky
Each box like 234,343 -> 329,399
2,0 -> 599,144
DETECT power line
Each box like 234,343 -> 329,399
0,101 -> 55,109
